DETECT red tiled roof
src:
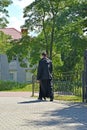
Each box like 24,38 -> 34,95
0,28 -> 22,40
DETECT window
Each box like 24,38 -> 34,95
10,73 -> 14,80
9,71 -> 17,81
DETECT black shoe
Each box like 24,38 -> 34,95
38,97 -> 42,101
50,98 -> 53,101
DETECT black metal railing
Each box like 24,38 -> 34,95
53,71 -> 82,97
32,71 -> 83,101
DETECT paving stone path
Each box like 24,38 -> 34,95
0,92 -> 87,130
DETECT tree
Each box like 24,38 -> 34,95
0,31 -> 12,54
6,35 -> 32,67
23,0 -> 63,59
7,0 -> 87,75
0,0 -> 12,28
54,0 -> 87,72
23,0 -> 87,59
0,0 -> 12,54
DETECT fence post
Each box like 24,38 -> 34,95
32,75 -> 35,97
82,71 -> 85,102
84,50 -> 87,102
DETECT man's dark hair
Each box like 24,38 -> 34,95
42,52 -> 47,57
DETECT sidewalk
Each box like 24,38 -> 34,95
0,92 -> 87,130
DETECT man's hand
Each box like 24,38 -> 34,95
37,80 -> 40,83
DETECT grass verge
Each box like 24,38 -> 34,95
54,95 -> 82,102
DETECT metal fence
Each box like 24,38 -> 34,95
32,71 -> 83,101
53,71 -> 82,97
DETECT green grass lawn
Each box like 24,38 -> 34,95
54,95 -> 82,102
10,84 -> 33,92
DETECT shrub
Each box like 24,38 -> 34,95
0,80 -> 28,91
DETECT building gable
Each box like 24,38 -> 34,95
0,28 -> 22,40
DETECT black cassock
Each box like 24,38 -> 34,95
37,57 -> 53,99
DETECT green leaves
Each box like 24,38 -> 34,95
6,0 -> 87,75
0,31 -> 12,54
0,0 -> 12,28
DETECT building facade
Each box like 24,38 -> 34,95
0,28 -> 32,83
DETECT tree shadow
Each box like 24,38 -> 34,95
22,102 -> 87,130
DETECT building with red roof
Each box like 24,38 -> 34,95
0,28 -> 22,40
0,28 -> 32,83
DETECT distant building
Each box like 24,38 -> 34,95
0,28 -> 32,83
0,54 -> 9,81
0,28 -> 21,40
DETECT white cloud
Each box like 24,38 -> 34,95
7,16 -> 24,31
7,0 -> 35,31
13,0 -> 35,8
8,0 -> 34,31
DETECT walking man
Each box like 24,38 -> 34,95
37,52 -> 54,101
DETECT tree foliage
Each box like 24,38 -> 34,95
54,0 -> 87,72
7,0 -> 87,76
0,0 -> 12,54
0,0 -> 12,28
0,31 -> 12,54
23,0 -> 61,59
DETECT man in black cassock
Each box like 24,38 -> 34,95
37,52 -> 54,101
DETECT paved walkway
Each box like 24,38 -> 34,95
0,92 -> 87,130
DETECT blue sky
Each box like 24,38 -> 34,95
7,0 -> 34,31
8,4 -> 22,19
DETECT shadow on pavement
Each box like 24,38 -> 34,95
18,99 -> 47,104
22,103 -> 87,130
